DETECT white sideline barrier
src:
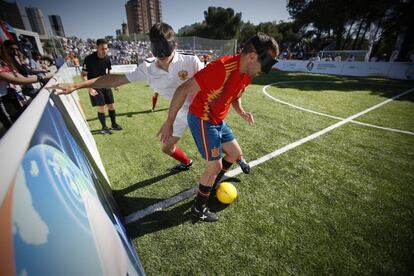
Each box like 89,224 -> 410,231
55,64 -> 139,182
0,63 -> 145,274
0,63 -> 110,205
110,64 -> 138,73
274,60 -> 414,80
66,64 -> 138,77
55,65 -> 110,183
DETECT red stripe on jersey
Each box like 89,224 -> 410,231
199,118 -> 209,160
203,120 -> 210,160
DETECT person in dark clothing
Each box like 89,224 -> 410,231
81,39 -> 122,134
0,41 -> 50,129
3,40 -> 49,100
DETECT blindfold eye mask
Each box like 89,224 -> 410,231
151,39 -> 175,58
250,36 -> 277,74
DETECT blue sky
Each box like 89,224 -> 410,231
17,0 -> 291,39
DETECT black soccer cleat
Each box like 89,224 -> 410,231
212,176 -> 224,191
171,160 -> 193,172
238,158 -> 251,174
100,126 -> 113,135
111,123 -> 123,131
191,206 -> 219,222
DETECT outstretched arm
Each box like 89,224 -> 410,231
232,97 -> 254,126
157,77 -> 200,143
50,74 -> 130,95
0,71 -> 51,85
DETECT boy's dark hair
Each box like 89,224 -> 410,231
96,39 -> 108,46
3,40 -> 19,49
32,51 -> 41,58
149,22 -> 175,42
0,42 -> 17,71
242,33 -> 279,57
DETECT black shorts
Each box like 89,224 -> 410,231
89,88 -> 114,107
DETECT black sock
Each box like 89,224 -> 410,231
222,158 -> 233,171
194,183 -> 212,210
212,158 -> 233,190
97,112 -> 106,128
108,109 -> 116,126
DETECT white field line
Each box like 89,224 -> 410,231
263,81 -> 414,136
124,86 -> 414,224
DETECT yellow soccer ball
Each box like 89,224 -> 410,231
216,182 -> 237,204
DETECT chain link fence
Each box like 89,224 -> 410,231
176,36 -> 237,58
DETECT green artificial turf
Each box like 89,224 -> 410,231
75,71 -> 414,275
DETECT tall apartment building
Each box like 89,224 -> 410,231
49,15 -> 65,37
25,7 -> 48,37
125,0 -> 162,34
0,0 -> 31,30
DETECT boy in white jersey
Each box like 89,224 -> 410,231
51,22 -> 251,173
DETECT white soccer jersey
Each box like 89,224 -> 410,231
125,51 -> 204,137
125,51 -> 203,108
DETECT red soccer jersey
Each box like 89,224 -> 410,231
190,54 -> 251,124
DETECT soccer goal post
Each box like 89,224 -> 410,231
176,36 -> 237,59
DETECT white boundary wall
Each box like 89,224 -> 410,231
0,63 -> 111,203
66,64 -> 138,77
55,65 -> 110,183
274,60 -> 414,80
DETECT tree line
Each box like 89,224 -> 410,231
177,2 -> 414,61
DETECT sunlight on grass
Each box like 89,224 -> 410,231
75,72 -> 414,275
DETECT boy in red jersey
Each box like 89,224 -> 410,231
158,33 -> 279,222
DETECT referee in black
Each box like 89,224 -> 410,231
82,39 -> 122,134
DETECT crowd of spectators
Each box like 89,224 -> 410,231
61,37 -> 153,67
279,50 -> 414,63
59,37 -> 223,70
0,39 -> 53,132
278,51 -> 393,62
277,40 -> 414,62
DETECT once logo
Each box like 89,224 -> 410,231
306,61 -> 314,71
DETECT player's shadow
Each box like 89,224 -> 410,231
113,170 -> 180,198
117,196 -> 163,216
124,178 -> 241,238
207,196 -> 231,213
90,129 -> 123,135
126,200 -> 195,238
126,197 -> 235,238
86,108 -> 168,122
90,129 -> 104,135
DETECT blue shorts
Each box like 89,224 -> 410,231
187,112 -> 235,161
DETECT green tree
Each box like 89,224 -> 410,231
286,0 -> 403,54
238,21 -> 257,43
238,21 -> 299,52
371,0 -> 414,60
277,21 -> 300,43
202,7 -> 242,39
177,7 -> 242,40
42,39 -> 64,56
177,23 -> 203,36
287,0 -> 349,49
256,22 -> 282,42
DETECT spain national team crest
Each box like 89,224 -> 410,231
211,147 -> 220,158
178,70 -> 189,81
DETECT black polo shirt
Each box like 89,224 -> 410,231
82,52 -> 111,79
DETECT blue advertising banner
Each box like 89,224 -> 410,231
0,95 -> 145,275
